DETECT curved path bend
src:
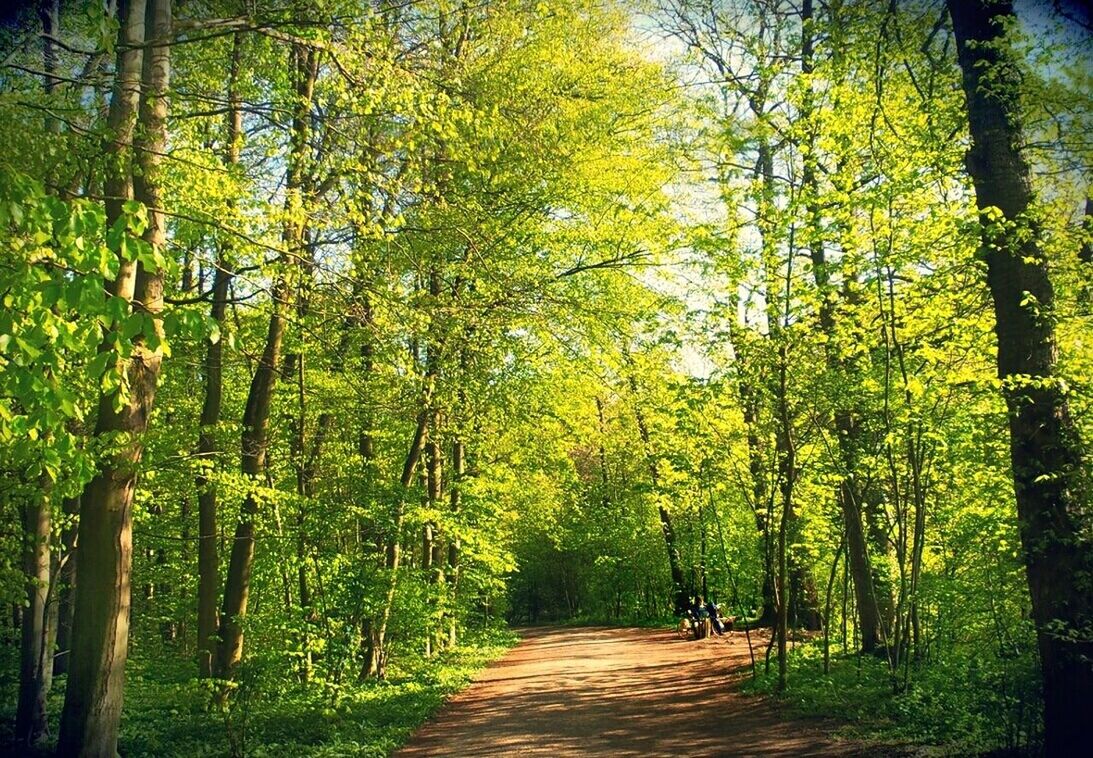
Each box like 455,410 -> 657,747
397,626 -> 878,757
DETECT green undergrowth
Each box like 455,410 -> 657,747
547,613 -> 675,629
741,640 -> 1042,756
1,627 -> 518,757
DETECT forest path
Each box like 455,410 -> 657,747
395,625 -> 873,757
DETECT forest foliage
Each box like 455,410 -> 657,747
0,0 -> 1090,755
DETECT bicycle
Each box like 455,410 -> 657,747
675,610 -> 710,639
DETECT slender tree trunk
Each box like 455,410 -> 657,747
1080,196 -> 1091,306
595,396 -> 610,507
766,251 -> 820,639
16,485 -> 51,747
839,467 -> 883,652
289,353 -> 313,678
195,31 -> 242,680
741,134 -> 781,629
362,400 -> 431,679
447,436 -> 464,647
630,376 -> 688,615
358,288 -> 377,465
54,495 -> 79,676
949,1 -> 1093,751
798,0 -> 884,653
775,341 -> 793,691
363,318 -> 438,677
215,44 -> 318,682
59,0 -> 170,752
700,510 -> 708,600
739,373 -> 776,626
16,5 -> 60,743
41,569 -> 57,685
823,534 -> 845,675
355,287 -> 382,665
293,398 -> 334,681
294,358 -> 312,614
37,0 -> 65,686
287,229 -> 324,639
423,431 -> 444,656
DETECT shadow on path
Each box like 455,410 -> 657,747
395,626 -> 877,757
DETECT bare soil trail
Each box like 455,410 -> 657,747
396,625 -> 879,757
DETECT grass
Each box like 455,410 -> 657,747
1,627 -> 519,757
740,638 -> 1042,756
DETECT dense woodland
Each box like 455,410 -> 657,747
0,0 -> 1090,755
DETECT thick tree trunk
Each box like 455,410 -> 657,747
215,44 -> 318,682
41,573 -> 57,691
58,0 -> 170,752
949,1 -> 1093,752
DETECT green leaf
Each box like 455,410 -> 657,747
99,246 -> 120,278
122,313 -> 145,340
87,350 -> 112,379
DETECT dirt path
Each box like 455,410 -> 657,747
396,626 -> 873,757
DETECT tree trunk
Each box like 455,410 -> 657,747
195,31 -> 242,680
630,376 -> 688,615
362,313 -> 437,678
742,134 -> 781,629
838,463 -> 883,653
54,496 -> 79,676
423,432 -> 444,656
700,510 -> 708,600
362,401 -> 430,679
215,44 -> 318,682
59,0 -> 170,752
291,373 -> 333,680
949,1 -> 1093,752
595,396 -> 610,507
293,355 -> 313,618
798,0 -> 884,652
17,4 -> 60,743
739,371 -> 776,626
1080,197 -> 1092,305
358,289 -> 377,463
16,487 -> 51,747
775,341 -> 793,691
447,436 -> 464,647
